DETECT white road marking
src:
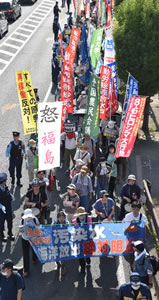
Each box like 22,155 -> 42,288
43,82 -> 52,102
116,256 -> 127,286
0,0 -> 54,76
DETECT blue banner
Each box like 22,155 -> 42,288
22,222 -> 145,263
126,76 -> 138,111
107,62 -> 118,97
81,24 -> 88,66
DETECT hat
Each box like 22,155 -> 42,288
0,173 -> 7,183
108,120 -> 115,129
75,159 -> 85,167
32,179 -> 40,185
130,272 -> 141,286
12,131 -> 20,137
57,211 -> 66,218
128,174 -> 136,181
80,166 -> 88,173
100,157 -> 106,162
22,209 -> 34,219
131,240 -> 145,252
29,139 -> 36,145
74,207 -> 88,217
1,259 -> 13,270
67,184 -> 76,190
99,190 -> 109,197
131,201 -> 141,209
81,91 -> 86,95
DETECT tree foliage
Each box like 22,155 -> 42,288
113,0 -> 159,97
115,0 -> 123,6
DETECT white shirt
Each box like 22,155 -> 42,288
74,149 -> 91,166
61,132 -> 78,150
124,212 -> 148,226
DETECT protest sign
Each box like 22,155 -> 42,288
85,0 -> 90,19
106,3 -> 112,27
64,122 -> 77,133
16,71 -> 37,135
22,221 -> 145,263
90,28 -> 104,68
62,62 -> 73,113
105,80 -> 119,119
38,102 -> 62,170
104,34 -> 115,66
107,62 -> 118,97
83,75 -> 101,137
65,28 -> 81,66
100,65 -> 111,119
125,76 -> 138,111
115,96 -> 147,158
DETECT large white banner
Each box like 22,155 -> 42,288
38,102 -> 62,171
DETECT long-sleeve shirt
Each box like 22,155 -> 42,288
72,173 -> 93,196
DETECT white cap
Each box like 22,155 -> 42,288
22,209 -> 34,219
128,174 -> 136,181
81,91 -> 86,95
108,120 -> 115,129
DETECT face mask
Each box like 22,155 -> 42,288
2,271 -> 7,276
132,285 -> 140,290
101,162 -> 105,168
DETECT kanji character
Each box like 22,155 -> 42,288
53,229 -> 69,244
71,227 -> 88,242
90,225 -> 106,240
59,245 -> 70,258
83,240 -> 96,256
44,150 -> 54,164
48,246 -> 58,260
37,246 -> 48,261
20,90 -> 27,98
40,105 -> 59,123
71,243 -> 81,256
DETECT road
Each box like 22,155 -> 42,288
0,1 -> 139,299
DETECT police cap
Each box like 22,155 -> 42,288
0,173 -> 7,183
12,131 -> 20,137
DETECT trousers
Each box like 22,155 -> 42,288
0,205 -> 12,234
9,157 -> 23,179
22,238 -> 37,272
64,148 -> 76,169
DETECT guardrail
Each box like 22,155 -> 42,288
143,179 -> 159,239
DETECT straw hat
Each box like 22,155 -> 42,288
74,207 -> 88,217
80,166 -> 88,173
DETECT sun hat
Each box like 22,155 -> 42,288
74,207 -> 88,217
22,209 -> 34,219
128,174 -> 136,181
80,166 -> 88,173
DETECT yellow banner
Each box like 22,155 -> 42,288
16,70 -> 37,135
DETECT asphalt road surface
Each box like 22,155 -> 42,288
0,1 -> 134,299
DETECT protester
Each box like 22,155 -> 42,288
72,207 -> 92,274
37,170 -> 49,193
53,1 -> 61,19
131,241 -> 153,288
94,190 -> 115,221
0,259 -> 23,300
74,144 -> 91,168
26,139 -> 37,188
20,209 -> 39,277
119,272 -> 152,300
72,166 -> 93,212
77,90 -> 87,109
124,201 -> 148,226
24,179 -> 49,224
95,157 -> 111,199
105,143 -> 117,198
6,131 -> 26,187
70,159 -> 85,179
82,134 -> 96,170
63,184 -> 80,222
119,175 -> 141,220
0,173 -> 15,242
61,129 -> 78,174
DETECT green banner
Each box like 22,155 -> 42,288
90,28 -> 104,68
101,1 -> 106,25
83,75 -> 101,137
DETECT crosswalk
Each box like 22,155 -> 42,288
0,0 -> 54,76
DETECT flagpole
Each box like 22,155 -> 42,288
119,72 -> 130,133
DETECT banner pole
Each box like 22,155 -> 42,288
119,72 -> 130,133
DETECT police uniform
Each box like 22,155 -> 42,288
6,132 -> 25,186
0,173 -> 15,242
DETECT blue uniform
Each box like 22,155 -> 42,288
0,272 -> 23,300
6,140 -> 25,181
119,282 -> 152,300
0,185 -> 13,235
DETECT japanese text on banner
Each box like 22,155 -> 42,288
65,28 -> 81,66
38,102 -> 62,170
100,65 -> 111,119
16,71 -> 37,135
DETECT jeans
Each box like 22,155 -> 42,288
80,194 -> 90,212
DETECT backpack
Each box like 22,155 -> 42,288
148,255 -> 159,275
12,271 -> 25,291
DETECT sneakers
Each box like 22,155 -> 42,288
0,233 -> 7,242
8,232 -> 15,241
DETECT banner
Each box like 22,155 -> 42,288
104,35 -> 115,65
106,3 -> 112,27
100,65 -> 111,119
22,222 -> 145,263
115,96 -> 147,158
107,61 -> 118,97
16,71 -> 37,135
105,80 -> 119,119
61,74 -> 67,132
101,0 -> 106,25
62,62 -> 73,113
81,24 -> 89,65
85,0 -> 90,18
59,32 -> 64,61
126,76 -> 138,111
90,28 -> 104,68
38,102 -> 62,170
83,75 -> 101,137
65,28 -> 81,66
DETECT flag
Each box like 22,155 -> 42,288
83,75 -> 101,137
59,32 -> 64,61
107,62 -> 118,97
100,65 -> 111,119
65,28 -> 81,66
81,24 -> 89,65
104,34 -> 115,65
106,4 -> 112,27
126,76 -> 138,111
90,28 -> 104,68
115,96 -> 147,158
105,80 -> 119,119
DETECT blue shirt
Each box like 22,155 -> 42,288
0,273 -> 23,300
119,282 -> 152,300
94,198 -> 114,220
72,174 -> 93,196
6,140 -> 25,158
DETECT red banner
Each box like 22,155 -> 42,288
105,80 -> 119,119
65,28 -> 81,66
115,96 -> 147,158
100,65 -> 111,119
63,62 -> 73,113
59,32 -> 64,61
60,74 -> 67,132
106,4 -> 112,27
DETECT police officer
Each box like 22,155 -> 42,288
6,132 -> 26,187
119,272 -> 152,300
0,173 -> 15,242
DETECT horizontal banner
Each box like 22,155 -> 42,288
22,222 -> 145,263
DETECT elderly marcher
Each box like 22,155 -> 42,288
125,202 -> 148,227
105,143 -> 117,198
70,159 -> 85,179
94,190 -> 115,221
77,90 -> 87,109
74,144 -> 91,168
119,174 -> 141,220
72,166 -> 93,212
132,241 -> 153,288
61,130 -> 78,174
63,184 -> 80,222
95,157 -> 111,199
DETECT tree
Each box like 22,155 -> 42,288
113,0 -> 159,132
115,0 -> 123,5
